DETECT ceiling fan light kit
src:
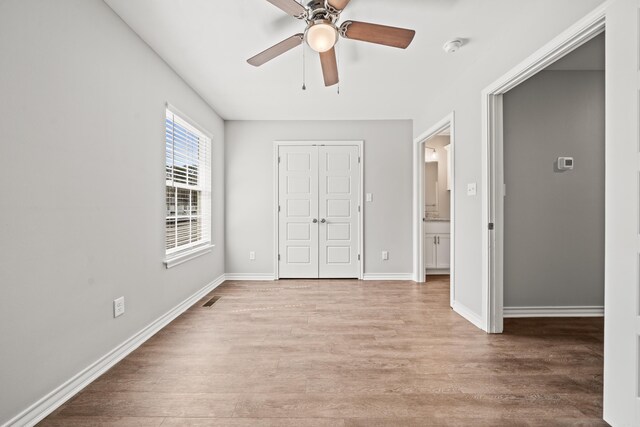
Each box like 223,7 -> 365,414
306,20 -> 339,53
249,0 -> 416,87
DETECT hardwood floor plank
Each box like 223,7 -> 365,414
53,392 -> 239,418
39,416 -> 165,426
160,418 -> 345,426
232,392 -> 587,419
39,279 -> 606,425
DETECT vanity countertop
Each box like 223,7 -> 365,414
425,219 -> 451,234
425,218 -> 450,222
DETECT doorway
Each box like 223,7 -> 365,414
502,34 -> 605,320
274,141 -> 363,279
424,131 -> 452,278
413,114 -> 456,308
481,13 -> 605,333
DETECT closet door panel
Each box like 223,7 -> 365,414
319,146 -> 360,278
278,146 -> 319,278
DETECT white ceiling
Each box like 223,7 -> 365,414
104,0 -> 605,121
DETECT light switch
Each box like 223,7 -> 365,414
366,193 -> 373,202
113,297 -> 125,318
467,183 -> 477,196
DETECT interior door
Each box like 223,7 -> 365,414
318,145 -> 360,278
278,146 -> 319,278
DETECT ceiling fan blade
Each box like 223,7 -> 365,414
327,0 -> 351,11
340,21 -> 416,49
247,34 -> 304,67
319,47 -> 339,87
265,0 -> 307,19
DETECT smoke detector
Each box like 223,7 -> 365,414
443,39 -> 463,53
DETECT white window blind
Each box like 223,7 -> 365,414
165,108 -> 212,255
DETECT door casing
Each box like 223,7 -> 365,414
413,113 -> 456,309
481,5 -> 606,334
274,141 -> 364,280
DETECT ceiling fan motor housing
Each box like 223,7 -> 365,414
306,0 -> 325,9
305,0 -> 341,22
249,0 -> 416,87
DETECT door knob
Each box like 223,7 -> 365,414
321,219 -> 327,223
313,219 -> 318,223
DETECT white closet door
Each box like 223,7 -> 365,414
278,146 -> 319,278
318,145 -> 360,278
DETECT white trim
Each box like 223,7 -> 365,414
481,3 -> 608,334
2,274 -> 226,427
273,143 -> 279,280
452,301 -> 484,330
273,140 -> 364,280
223,273 -> 415,281
224,274 -> 276,281
165,102 -> 213,139
164,106 -> 213,260
413,113 -> 456,309
164,244 -> 214,269
362,273 -> 414,281
504,306 -> 604,318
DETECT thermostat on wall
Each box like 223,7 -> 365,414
558,157 -> 574,171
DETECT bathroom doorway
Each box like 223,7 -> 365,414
413,113 -> 456,310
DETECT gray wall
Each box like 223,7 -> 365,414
412,1 -> 604,318
0,0 -> 225,424
225,120 -> 413,277
503,70 -> 605,307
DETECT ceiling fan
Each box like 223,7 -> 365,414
247,0 -> 416,87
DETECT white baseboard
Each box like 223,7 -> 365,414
503,306 -> 604,318
225,273 -> 415,281
452,301 -> 485,331
3,274 -> 226,427
225,273 -> 415,282
224,273 -> 276,281
362,273 -> 414,281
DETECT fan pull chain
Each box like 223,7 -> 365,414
336,42 -> 341,95
302,43 -> 307,91
299,0 -> 306,91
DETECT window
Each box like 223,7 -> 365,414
165,107 -> 212,258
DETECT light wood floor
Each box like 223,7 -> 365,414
41,277 -> 606,426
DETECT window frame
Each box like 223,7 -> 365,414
163,103 -> 213,268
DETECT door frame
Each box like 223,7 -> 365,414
273,140 -> 364,280
480,6 -> 607,333
413,113 -> 456,306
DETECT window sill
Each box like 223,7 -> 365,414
164,244 -> 214,269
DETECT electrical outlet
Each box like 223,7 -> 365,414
113,297 -> 125,318
467,183 -> 477,196
366,193 -> 373,202
249,251 -> 256,261
382,251 -> 389,261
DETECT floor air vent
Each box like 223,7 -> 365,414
203,296 -> 221,307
